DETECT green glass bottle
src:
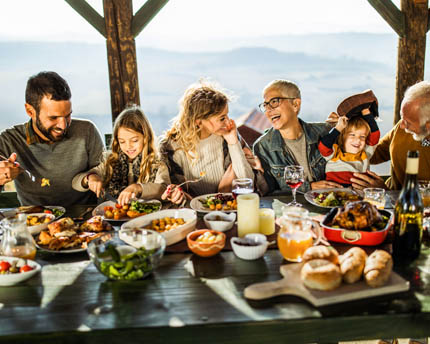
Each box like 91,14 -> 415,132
393,150 -> 423,264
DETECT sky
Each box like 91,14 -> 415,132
0,0 -> 401,50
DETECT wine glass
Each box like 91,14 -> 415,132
232,178 -> 254,199
284,165 -> 304,207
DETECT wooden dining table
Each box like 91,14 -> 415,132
0,192 -> 430,344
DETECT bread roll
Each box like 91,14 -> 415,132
302,245 -> 339,265
301,259 -> 342,291
364,250 -> 393,287
339,247 -> 367,284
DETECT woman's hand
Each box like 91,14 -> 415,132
222,119 -> 239,145
161,184 -> 189,205
350,170 -> 387,191
87,174 -> 103,198
243,147 -> 264,172
218,164 -> 235,193
117,183 -> 142,206
335,116 -> 348,132
311,180 -> 342,190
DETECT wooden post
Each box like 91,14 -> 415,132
394,0 -> 428,124
103,0 -> 140,122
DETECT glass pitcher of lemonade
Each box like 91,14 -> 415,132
277,211 -> 320,262
1,214 -> 37,260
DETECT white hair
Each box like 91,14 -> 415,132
402,81 -> 430,125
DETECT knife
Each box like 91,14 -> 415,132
101,190 -> 118,204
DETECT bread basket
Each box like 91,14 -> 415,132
321,208 -> 394,246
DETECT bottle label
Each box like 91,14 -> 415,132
406,157 -> 419,174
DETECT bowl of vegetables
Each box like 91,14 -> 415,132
87,230 -> 166,280
0,256 -> 41,286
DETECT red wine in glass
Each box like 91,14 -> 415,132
284,165 -> 305,206
286,180 -> 303,189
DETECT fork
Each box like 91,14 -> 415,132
176,175 -> 205,188
0,154 -> 38,183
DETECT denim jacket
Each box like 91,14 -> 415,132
253,119 -> 331,193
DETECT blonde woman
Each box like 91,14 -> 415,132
160,81 -> 256,204
73,105 -> 170,205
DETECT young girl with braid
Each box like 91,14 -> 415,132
73,105 -> 170,205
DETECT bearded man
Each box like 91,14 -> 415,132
359,80 -> 430,190
0,71 -> 104,206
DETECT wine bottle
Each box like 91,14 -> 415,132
392,150 -> 423,264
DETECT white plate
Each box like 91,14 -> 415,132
1,206 -> 66,220
26,213 -> 56,235
304,188 -> 362,209
190,193 -> 237,213
120,208 -> 197,246
92,200 -> 162,222
0,256 -> 41,286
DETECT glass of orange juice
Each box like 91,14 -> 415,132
277,212 -> 320,262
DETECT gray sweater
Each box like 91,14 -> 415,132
0,119 -> 104,207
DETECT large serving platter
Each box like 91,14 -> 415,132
120,208 -> 197,246
190,193 -> 236,214
304,188 -> 362,209
35,217 -> 113,254
92,200 -> 162,223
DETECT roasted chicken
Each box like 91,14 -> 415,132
330,201 -> 382,230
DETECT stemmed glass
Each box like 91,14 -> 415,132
232,178 -> 254,199
284,165 -> 304,207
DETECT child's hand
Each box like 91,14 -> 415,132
118,183 -> 142,206
335,116 -> 348,132
222,118 -> 239,145
162,184 -> 189,205
88,174 -> 103,198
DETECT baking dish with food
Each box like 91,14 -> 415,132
321,207 -> 394,246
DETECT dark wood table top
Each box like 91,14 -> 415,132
1,193 -> 430,344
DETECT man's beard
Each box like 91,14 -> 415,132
405,126 -> 430,142
36,115 -> 68,142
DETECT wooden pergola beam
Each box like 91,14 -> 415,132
132,0 -> 169,38
64,0 -> 106,38
103,0 -> 140,121
367,0 -> 406,37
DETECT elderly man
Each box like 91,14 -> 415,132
0,71 -> 104,206
253,79 -> 342,193
351,80 -> 430,190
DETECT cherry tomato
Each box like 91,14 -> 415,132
103,206 -> 113,212
115,203 -> 122,209
44,209 -> 53,214
20,265 -> 33,273
0,261 -> 11,272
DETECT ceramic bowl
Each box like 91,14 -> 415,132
26,213 -> 55,235
120,208 -> 197,246
186,229 -> 225,258
231,233 -> 269,260
203,211 -> 236,232
87,230 -> 166,281
0,256 -> 41,286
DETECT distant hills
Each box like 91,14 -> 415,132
0,32 -> 428,148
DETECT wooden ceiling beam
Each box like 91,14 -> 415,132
64,0 -> 106,38
367,0 -> 406,37
132,0 -> 170,38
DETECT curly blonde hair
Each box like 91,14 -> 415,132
165,81 -> 229,161
104,105 -> 158,185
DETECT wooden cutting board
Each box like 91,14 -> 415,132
244,263 -> 410,307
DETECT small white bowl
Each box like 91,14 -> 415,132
26,213 -> 55,235
203,211 -> 236,232
0,256 -> 41,286
230,233 -> 269,260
